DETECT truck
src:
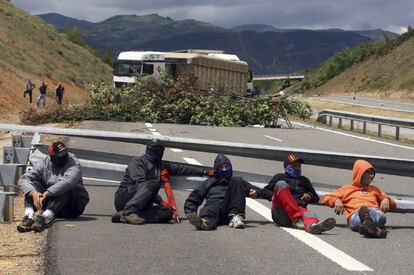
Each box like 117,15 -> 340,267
112,50 -> 250,95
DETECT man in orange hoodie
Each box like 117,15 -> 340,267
322,159 -> 396,238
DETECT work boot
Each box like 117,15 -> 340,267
229,214 -> 245,229
16,216 -> 35,233
120,212 -> 145,225
31,215 -> 52,233
292,218 -> 305,230
361,220 -> 387,238
187,213 -> 214,230
111,212 -> 122,223
358,206 -> 371,222
307,218 -> 336,234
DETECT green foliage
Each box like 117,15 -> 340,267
20,75 -> 313,126
62,24 -> 96,55
101,43 -> 113,66
304,26 -> 414,88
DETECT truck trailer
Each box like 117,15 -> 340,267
113,51 -> 249,95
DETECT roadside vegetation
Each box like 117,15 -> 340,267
301,26 -> 414,89
20,75 -> 312,126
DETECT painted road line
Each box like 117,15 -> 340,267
171,148 -> 184,153
145,123 -> 153,127
264,135 -> 283,142
245,198 -> 373,272
183,157 -> 203,166
149,128 -> 157,132
291,121 -> 414,151
312,98 -> 414,113
151,132 -> 161,137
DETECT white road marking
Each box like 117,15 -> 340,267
245,198 -> 373,272
291,121 -> 414,151
149,128 -> 157,132
151,132 -> 161,137
312,98 -> 414,113
183,157 -> 203,166
264,134 -> 283,142
145,123 -> 153,127
171,148 -> 184,152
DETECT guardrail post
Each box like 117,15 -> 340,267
378,124 -> 382,137
329,116 -> 332,126
363,122 -> 367,134
0,164 -> 20,222
396,126 -> 400,141
338,118 -> 342,128
350,120 -> 354,131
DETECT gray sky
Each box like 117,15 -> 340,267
11,0 -> 413,33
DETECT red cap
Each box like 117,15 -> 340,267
286,154 -> 304,164
48,141 -> 67,157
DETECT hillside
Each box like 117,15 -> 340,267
0,1 -> 112,121
39,13 -> 380,74
312,36 -> 414,101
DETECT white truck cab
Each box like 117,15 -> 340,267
113,51 -> 165,88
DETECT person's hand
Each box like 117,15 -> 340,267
31,191 -> 43,210
334,199 -> 345,215
205,169 -> 215,177
161,168 -> 169,182
380,198 -> 390,212
249,189 -> 257,199
301,193 -> 312,202
186,212 -> 197,223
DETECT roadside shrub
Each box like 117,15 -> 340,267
20,75 -> 313,126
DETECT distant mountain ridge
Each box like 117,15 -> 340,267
39,13 -> 397,74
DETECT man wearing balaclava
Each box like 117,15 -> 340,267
261,154 -> 336,234
184,154 -> 262,230
323,159 -> 396,238
112,139 -> 208,225
17,141 -> 89,233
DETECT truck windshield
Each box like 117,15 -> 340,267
113,61 -> 142,77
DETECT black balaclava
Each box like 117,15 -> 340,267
145,140 -> 165,165
48,141 -> 69,168
214,154 -> 233,181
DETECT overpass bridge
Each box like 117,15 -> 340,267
254,74 -> 305,81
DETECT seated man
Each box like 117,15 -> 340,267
184,154 -> 262,230
17,141 -> 90,233
262,154 -> 336,234
322,159 -> 395,238
112,140 -> 209,225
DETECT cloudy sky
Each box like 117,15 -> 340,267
11,0 -> 413,33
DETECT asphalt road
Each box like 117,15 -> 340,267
313,96 -> 414,113
45,121 -> 414,274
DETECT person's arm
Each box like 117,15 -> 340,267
47,160 -> 82,196
18,158 -> 45,195
164,162 -> 207,177
126,157 -> 148,184
301,177 -> 319,204
183,180 -> 209,214
321,186 -> 347,214
377,186 -> 396,212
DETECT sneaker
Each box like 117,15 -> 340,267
31,215 -> 52,232
361,220 -> 387,238
16,216 -> 35,233
120,212 -> 145,225
292,218 -> 305,230
229,215 -> 245,229
307,218 -> 336,234
358,206 -> 371,222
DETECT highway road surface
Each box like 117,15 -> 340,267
44,121 -> 414,274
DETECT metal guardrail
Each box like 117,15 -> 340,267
27,148 -> 414,213
317,109 -> 414,140
1,123 -> 413,177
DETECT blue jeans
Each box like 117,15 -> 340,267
350,207 -> 386,231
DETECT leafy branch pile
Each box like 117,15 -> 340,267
20,75 -> 312,126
